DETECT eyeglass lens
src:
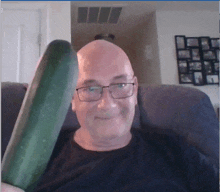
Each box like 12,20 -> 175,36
77,83 -> 134,101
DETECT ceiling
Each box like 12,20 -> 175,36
71,1 -> 218,51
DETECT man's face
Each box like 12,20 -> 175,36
72,41 -> 138,140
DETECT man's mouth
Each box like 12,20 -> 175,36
95,116 -> 114,120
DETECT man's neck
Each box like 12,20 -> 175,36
73,128 -> 132,152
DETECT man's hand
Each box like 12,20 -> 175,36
1,183 -> 25,192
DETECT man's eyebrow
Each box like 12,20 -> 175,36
81,79 -> 100,86
111,74 -> 132,81
112,74 -> 126,80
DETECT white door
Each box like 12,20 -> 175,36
2,8 -> 41,83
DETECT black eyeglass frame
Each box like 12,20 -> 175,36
76,83 -> 135,102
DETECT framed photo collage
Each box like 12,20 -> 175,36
175,36 -> 219,86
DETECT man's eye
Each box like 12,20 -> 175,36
88,87 -> 100,92
117,83 -> 126,88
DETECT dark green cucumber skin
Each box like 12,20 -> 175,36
1,40 -> 78,191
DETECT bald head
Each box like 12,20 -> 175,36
77,40 -> 134,79
72,40 -> 138,146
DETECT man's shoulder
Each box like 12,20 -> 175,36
132,127 -> 219,191
131,127 -> 193,167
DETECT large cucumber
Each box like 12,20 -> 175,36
2,40 -> 78,191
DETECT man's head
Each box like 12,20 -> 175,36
72,40 -> 138,140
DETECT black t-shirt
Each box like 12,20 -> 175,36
33,128 -> 218,192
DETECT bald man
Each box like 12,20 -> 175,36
72,40 -> 138,152
32,40 -> 217,192
3,40 -> 217,192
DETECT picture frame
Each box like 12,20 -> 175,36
210,38 -> 219,49
202,50 -> 216,60
206,74 -> 219,84
175,35 -> 219,86
193,71 -> 205,86
200,37 -> 210,50
216,49 -> 219,61
175,36 -> 186,49
191,48 -> 201,61
178,60 -> 188,73
189,61 -> 202,71
177,49 -> 191,59
179,73 -> 193,84
203,61 -> 213,74
214,62 -> 219,72
186,37 -> 199,47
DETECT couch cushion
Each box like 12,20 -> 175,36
138,85 -> 219,165
1,82 -> 28,159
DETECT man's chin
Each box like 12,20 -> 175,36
93,126 -> 129,140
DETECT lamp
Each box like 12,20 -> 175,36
94,34 -> 115,42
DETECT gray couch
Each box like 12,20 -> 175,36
1,82 -> 219,169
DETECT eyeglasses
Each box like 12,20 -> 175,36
76,83 -> 135,102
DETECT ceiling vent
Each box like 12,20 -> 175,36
78,7 -> 122,24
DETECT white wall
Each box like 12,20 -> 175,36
1,2 -> 71,55
143,11 -> 161,85
46,2 -> 71,43
1,2 -> 71,83
156,10 -> 219,84
41,2 -> 71,54
155,10 -> 219,110
126,11 -> 161,86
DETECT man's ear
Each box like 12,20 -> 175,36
71,95 -> 76,112
134,76 -> 138,105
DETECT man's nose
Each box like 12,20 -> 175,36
97,88 -> 117,110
